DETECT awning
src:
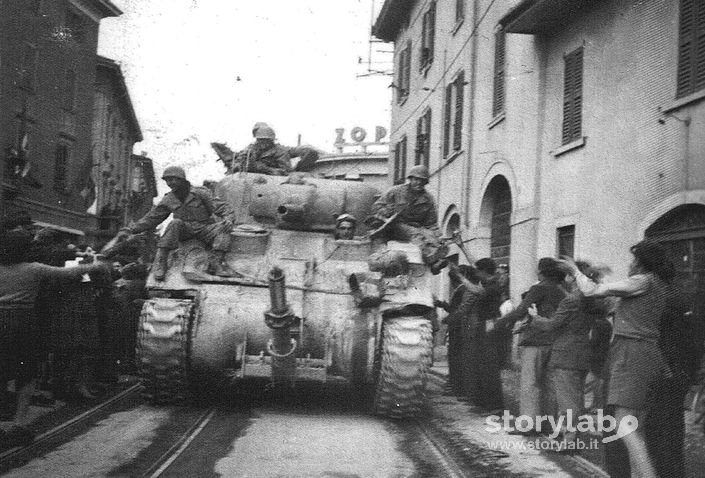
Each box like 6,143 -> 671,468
502,0 -> 598,35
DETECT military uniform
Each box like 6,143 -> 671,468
128,185 -> 235,252
232,144 -> 319,175
370,183 -> 448,265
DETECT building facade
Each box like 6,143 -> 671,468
0,0 -> 121,237
374,0 -> 705,314
92,54 -> 144,235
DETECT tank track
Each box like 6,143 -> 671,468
373,316 -> 433,419
137,298 -> 193,404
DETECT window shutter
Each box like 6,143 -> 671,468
429,2 -> 436,64
394,142 -> 401,183
492,29 -> 506,118
443,84 -> 452,157
677,0 -> 696,97
397,49 -> 405,103
453,72 -> 464,151
424,109 -> 432,167
54,144 -> 68,191
571,48 -> 583,142
415,116 -> 423,165
400,136 -> 407,181
420,12 -> 428,68
562,48 -> 582,145
403,41 -> 411,98
695,1 -> 705,91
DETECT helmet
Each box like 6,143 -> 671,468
407,165 -> 430,181
254,125 -> 276,140
252,122 -> 270,137
162,165 -> 187,180
335,213 -> 357,226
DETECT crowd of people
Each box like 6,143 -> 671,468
0,211 -> 151,449
438,241 -> 703,478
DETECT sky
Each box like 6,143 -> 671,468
98,0 -> 393,189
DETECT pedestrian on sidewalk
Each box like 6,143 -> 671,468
518,260 -> 610,447
561,240 -> 673,478
435,265 -> 474,396
495,257 -> 568,434
467,258 -> 505,412
0,229 -> 109,448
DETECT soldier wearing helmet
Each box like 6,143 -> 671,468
334,213 -> 357,240
116,165 -> 238,280
367,165 -> 448,274
229,123 -> 320,176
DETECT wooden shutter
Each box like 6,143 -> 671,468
403,41 -> 411,98
415,116 -> 423,165
400,136 -> 407,181
562,47 -> 583,145
492,29 -> 506,118
456,0 -> 465,23
428,2 -> 436,65
453,72 -> 464,151
397,49 -> 405,103
424,109 -> 432,167
443,84 -> 452,157
678,0 -> 705,97
54,143 -> 68,191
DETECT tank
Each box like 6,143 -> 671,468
137,172 -> 435,418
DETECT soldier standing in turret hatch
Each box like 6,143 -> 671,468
230,124 -> 319,176
367,165 -> 449,275
116,166 -> 237,280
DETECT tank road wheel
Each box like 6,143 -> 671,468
372,316 -> 433,419
137,298 -> 194,404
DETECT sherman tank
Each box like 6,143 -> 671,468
136,172 -> 436,418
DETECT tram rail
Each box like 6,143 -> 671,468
0,383 -> 142,472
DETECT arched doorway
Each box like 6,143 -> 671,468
645,204 -> 705,338
479,176 -> 512,266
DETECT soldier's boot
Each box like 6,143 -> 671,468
152,248 -> 170,281
208,251 -> 239,277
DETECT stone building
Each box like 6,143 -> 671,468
92,54 -> 144,235
0,0 -> 121,238
374,0 -> 705,316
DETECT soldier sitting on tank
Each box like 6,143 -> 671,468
366,165 -> 449,275
334,214 -> 357,240
230,123 -> 319,176
116,166 -> 237,280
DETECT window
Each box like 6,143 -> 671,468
420,2 -> 436,70
18,43 -> 38,91
65,8 -> 85,43
492,28 -> 506,118
562,47 -> 583,145
63,69 -> 76,111
456,0 -> 465,24
415,109 -> 432,167
54,142 -> 71,191
393,136 -> 408,184
396,41 -> 411,103
676,0 -> 705,98
443,72 -> 465,157
557,225 -> 575,258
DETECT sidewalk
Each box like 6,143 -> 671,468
429,358 -> 705,477
427,360 -> 606,477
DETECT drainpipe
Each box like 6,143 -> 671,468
463,0 -> 479,230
